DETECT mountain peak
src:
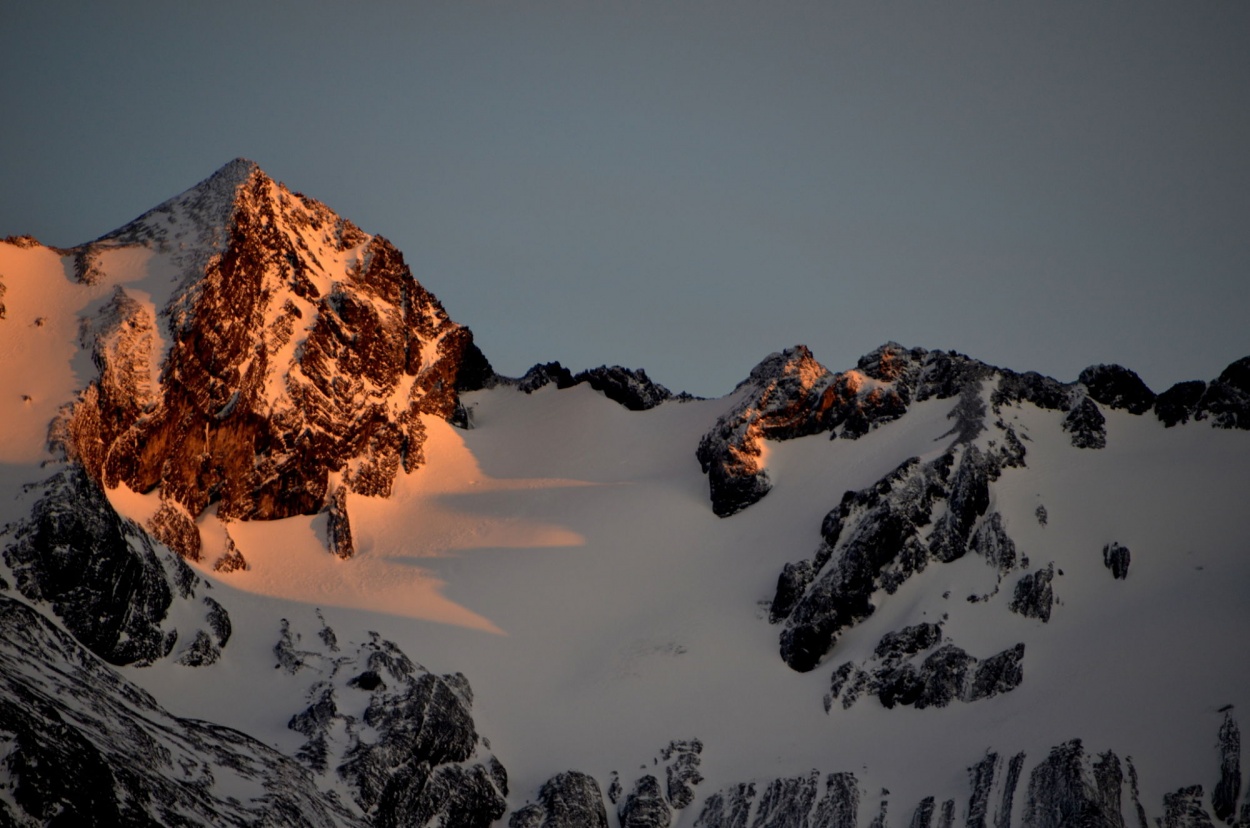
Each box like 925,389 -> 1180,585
59,162 -> 492,561
94,158 -> 267,251
211,156 -> 262,184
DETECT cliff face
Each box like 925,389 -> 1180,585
59,160 -> 490,559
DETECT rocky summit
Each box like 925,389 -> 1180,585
1,161 -> 1248,827
57,159 -> 491,561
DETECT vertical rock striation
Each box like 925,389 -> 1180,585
56,159 -> 491,560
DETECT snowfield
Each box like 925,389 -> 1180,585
2,162 -> 1247,826
104,381 -> 1250,821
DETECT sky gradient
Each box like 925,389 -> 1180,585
3,2 -> 1248,397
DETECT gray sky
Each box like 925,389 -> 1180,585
3,2 -> 1248,398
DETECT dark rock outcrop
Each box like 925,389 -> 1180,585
326,484 -> 354,560
1160,786 -> 1215,828
1155,381 -> 1208,427
510,362 -> 679,410
1063,397 -> 1107,449
340,673 -> 506,827
693,771 -> 860,828
1103,543 -> 1131,580
910,796 -> 937,828
619,775 -> 672,828
698,343 -> 1092,519
1020,740 -> 1127,828
826,625 -> 1023,713
1079,364 -> 1156,415
812,772 -> 860,828
1214,714 -> 1241,824
1197,359 -> 1250,430
0,595 -> 365,827
992,369 -> 1072,412
777,454 -> 948,671
697,342 -> 974,517
696,346 -> 835,516
751,772 -> 821,828
281,623 -> 507,828
662,739 -> 705,810
510,771 -> 609,828
875,622 -> 944,662
693,783 -> 754,828
517,361 -> 577,394
968,752 -> 998,828
573,365 -> 674,410
1009,564 -> 1056,623
1,465 -> 224,667
967,644 -> 1026,703
1152,358 -> 1250,430
777,432 -> 1024,672
996,752 -> 1027,828
972,513 -> 1019,575
214,532 -> 249,572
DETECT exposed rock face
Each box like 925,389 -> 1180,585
663,739 -> 705,810
1020,740 -> 1128,828
326,484 -> 354,560
509,362 -> 678,410
968,644 -> 1027,702
1103,543 -> 1131,580
700,342 -> 1060,520
694,783 -> 755,828
775,453 -> 948,671
1213,714 -> 1241,824
697,344 -> 923,517
698,342 -> 1123,519
992,369 -> 1073,412
692,771 -> 859,828
281,622 -> 507,828
56,160 -> 491,560
997,753 -> 1027,828
972,513 -> 1019,575
0,595 -> 364,827
1155,381 -> 1208,427
811,772 -> 861,828
1079,364 -> 1157,415
214,532 -> 249,572
968,752 -> 998,828
1160,786 -> 1215,828
1009,564 -> 1056,623
619,775 -> 672,828
517,361 -> 577,394
574,365 -> 674,410
775,424 -> 1025,672
509,771 -> 610,828
875,622 -> 944,662
910,796 -> 937,828
1,465 -> 226,667
1153,358 -> 1250,431
825,623 -> 1024,712
752,772 -> 822,828
1063,397 -> 1107,449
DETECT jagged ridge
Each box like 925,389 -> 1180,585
57,160 -> 492,560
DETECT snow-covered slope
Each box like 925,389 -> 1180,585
1,161 -> 1248,828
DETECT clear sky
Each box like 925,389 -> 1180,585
3,2 -> 1248,398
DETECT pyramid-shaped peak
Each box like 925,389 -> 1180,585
208,157 -> 262,185
93,158 -> 271,249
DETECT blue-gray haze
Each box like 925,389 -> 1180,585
3,2 -> 1247,397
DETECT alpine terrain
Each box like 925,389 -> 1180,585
1,159 -> 1247,827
